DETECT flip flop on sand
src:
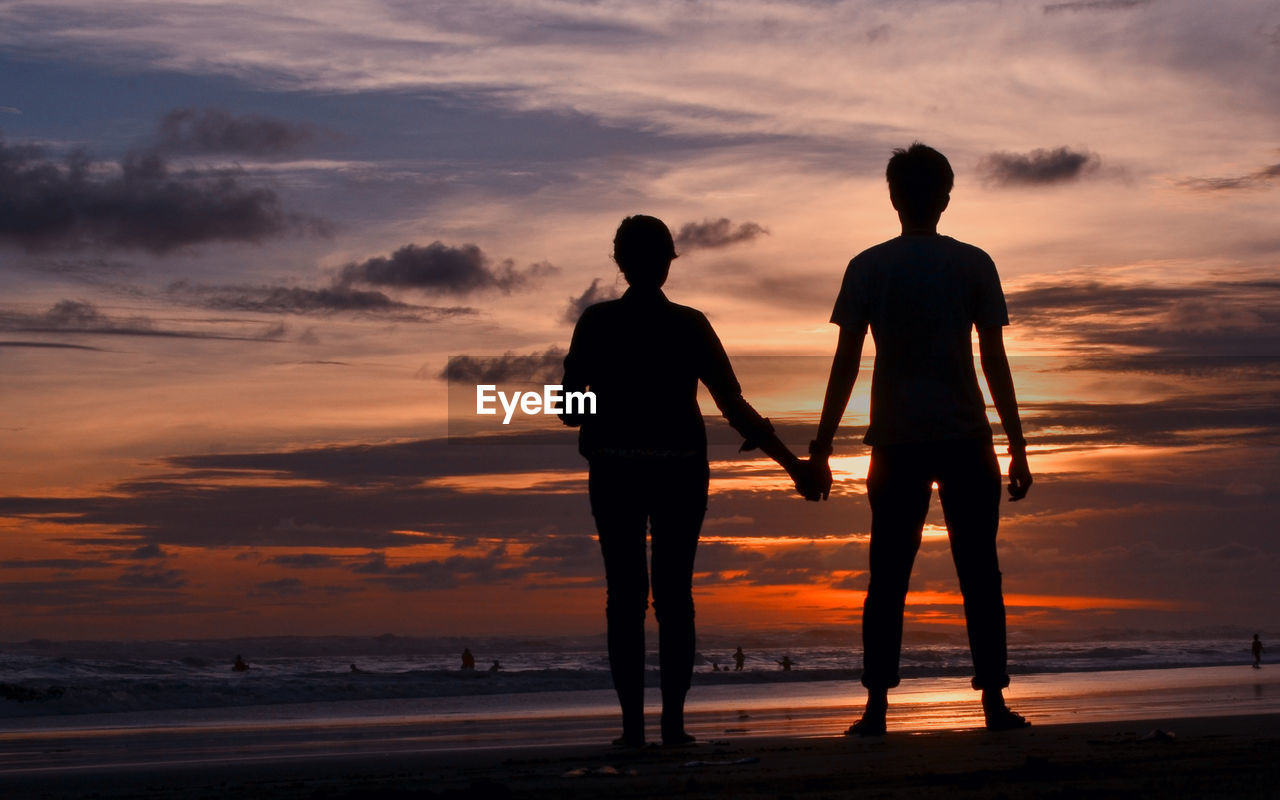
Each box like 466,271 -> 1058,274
984,707 -> 1031,731
845,717 -> 887,737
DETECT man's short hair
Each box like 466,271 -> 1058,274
612,214 -> 677,275
886,143 -> 954,218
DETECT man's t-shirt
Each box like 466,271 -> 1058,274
830,234 -> 1008,446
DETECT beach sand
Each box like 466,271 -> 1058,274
5,667 -> 1278,798
4,713 -> 1278,799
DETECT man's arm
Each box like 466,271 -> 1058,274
977,326 -> 1032,501
809,326 -> 866,500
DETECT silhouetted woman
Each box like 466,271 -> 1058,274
561,215 -> 813,746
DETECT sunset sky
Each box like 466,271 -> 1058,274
1,0 -> 1278,642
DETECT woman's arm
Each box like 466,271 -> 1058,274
697,314 -> 820,499
559,310 -> 592,428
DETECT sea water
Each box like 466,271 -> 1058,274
0,632 -> 1265,720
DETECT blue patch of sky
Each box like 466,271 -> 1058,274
0,54 -> 783,164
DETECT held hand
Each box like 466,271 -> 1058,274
788,458 -> 831,502
787,458 -> 826,502
1007,451 -> 1033,501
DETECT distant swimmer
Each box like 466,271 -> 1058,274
350,663 -> 364,673
1253,634 -> 1264,669
712,662 -> 721,672
778,655 -> 794,672
489,660 -> 501,672
734,647 -> 745,671
461,647 -> 476,670
232,654 -> 249,672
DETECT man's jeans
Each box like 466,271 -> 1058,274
861,439 -> 1010,692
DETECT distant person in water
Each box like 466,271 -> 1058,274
1253,635 -> 1263,669
804,143 -> 1033,735
562,214 -> 819,748
461,648 -> 476,670
489,660 -> 501,672
232,654 -> 249,672
778,655 -> 794,672
734,646 -> 745,671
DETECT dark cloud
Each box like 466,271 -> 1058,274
0,388 -> 1267,589
522,536 -> 600,577
0,135 -> 327,253
0,434 -> 591,553
266,553 -> 342,568
339,241 -> 556,294
0,340 -> 105,351
167,280 -> 474,319
3,476 -> 438,550
116,567 -> 187,589
0,421 -> 1274,632
673,218 -> 769,252
352,552 -> 389,574
0,299 -> 287,341
1024,393 -> 1280,448
1008,280 -> 1196,319
251,578 -> 306,597
440,347 -> 566,384
11,256 -> 140,279
865,24 -> 891,43
0,558 -> 105,569
561,278 -> 620,324
354,545 -> 523,591
978,147 -> 1100,186
698,539 -> 866,587
1178,163 -> 1280,192
0,578 -> 107,608
1007,276 -> 1280,361
124,544 -> 167,560
6,441 -> 809,560
1043,0 -> 1152,12
154,107 -> 318,156
167,432 -> 582,484
830,572 -> 869,592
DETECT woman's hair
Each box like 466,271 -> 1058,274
613,214 -> 677,287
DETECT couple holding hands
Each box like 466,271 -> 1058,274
561,143 -> 1034,746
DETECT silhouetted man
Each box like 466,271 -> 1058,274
461,647 -> 475,670
806,143 -> 1033,735
1253,634 -> 1263,669
734,646 -> 745,671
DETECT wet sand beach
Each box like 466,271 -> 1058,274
3,714 -> 1278,799
3,665 -> 1278,798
